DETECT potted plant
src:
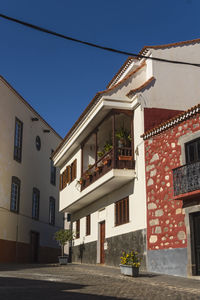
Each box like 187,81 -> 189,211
78,177 -> 85,185
120,250 -> 141,277
116,128 -> 131,147
54,229 -> 75,265
97,150 -> 104,158
103,142 -> 113,153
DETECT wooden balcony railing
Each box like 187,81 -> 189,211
80,147 -> 134,191
173,161 -> 200,196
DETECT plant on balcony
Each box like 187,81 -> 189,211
54,229 -> 75,265
97,150 -> 105,158
85,165 -> 93,180
120,250 -> 141,277
103,142 -> 113,153
102,142 -> 113,165
78,177 -> 85,185
116,128 -> 131,147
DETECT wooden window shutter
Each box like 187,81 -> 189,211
66,165 -> 71,183
86,214 -> 90,236
59,174 -> 63,190
71,159 -> 77,181
76,219 -> 80,239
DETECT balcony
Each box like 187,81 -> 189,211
80,147 -> 134,190
59,110 -> 136,213
173,161 -> 200,197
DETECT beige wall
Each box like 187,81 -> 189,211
0,78 -> 63,253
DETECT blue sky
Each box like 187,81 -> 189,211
0,0 -> 200,138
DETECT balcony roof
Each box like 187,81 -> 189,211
52,62 -> 146,167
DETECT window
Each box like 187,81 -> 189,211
10,176 -> 20,213
86,214 -> 91,236
14,118 -> 23,162
35,136 -> 41,151
185,138 -> 200,164
49,197 -> 55,225
115,197 -> 129,226
50,150 -> 56,185
76,219 -> 80,238
59,159 -> 77,190
71,159 -> 77,181
32,188 -> 40,220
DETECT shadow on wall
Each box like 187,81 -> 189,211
79,243 -> 85,263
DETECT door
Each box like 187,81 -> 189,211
30,231 -> 39,263
100,221 -> 105,264
190,212 -> 200,275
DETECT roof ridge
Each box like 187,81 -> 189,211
139,38 -> 200,56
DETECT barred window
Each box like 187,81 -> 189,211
14,118 -> 23,162
86,214 -> 91,236
32,188 -> 40,220
115,197 -> 129,226
10,176 -> 20,213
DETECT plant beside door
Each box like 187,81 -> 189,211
54,229 -> 75,265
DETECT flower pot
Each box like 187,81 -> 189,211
118,155 -> 132,161
58,256 -> 69,265
119,264 -> 139,277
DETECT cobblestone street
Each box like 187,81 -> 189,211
0,263 -> 199,300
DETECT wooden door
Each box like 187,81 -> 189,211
190,212 -> 200,275
100,221 -> 105,264
30,231 -> 39,263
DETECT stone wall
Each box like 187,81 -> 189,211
72,241 -> 97,264
72,229 -> 146,269
106,229 -> 146,269
145,113 -> 200,251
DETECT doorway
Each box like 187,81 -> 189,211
100,221 -> 105,264
190,212 -> 200,275
30,231 -> 39,263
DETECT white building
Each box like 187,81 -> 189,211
0,76 -> 63,263
53,39 -> 200,267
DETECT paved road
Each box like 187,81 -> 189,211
0,263 -> 199,299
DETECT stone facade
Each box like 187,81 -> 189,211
144,108 -> 200,276
106,229 -> 146,269
72,241 -> 97,264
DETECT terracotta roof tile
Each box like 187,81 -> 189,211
106,57 -> 136,88
142,104 -> 200,140
139,38 -> 200,57
126,76 -> 155,98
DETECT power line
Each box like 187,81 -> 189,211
1,12 -> 200,68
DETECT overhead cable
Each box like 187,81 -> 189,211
1,13 -> 200,67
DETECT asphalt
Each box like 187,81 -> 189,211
0,263 -> 199,299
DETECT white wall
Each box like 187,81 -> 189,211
69,105 -> 146,248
